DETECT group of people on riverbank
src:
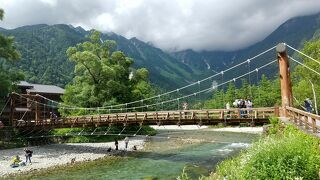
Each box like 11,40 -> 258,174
114,136 -> 134,151
9,136 -> 134,168
10,148 -> 33,168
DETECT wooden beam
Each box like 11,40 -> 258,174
276,43 -> 293,116
9,96 -> 14,126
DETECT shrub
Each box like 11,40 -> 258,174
211,124 -> 320,179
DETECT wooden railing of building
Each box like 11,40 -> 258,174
286,106 -> 320,134
13,107 -> 278,128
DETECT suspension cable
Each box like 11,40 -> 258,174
286,44 -> 320,66
248,59 -> 252,98
118,59 -> 277,111
0,97 -> 11,117
256,68 -> 260,105
33,46 -> 276,110
221,71 -> 225,107
289,56 -> 320,76
133,126 -> 142,136
12,59 -> 278,112
19,96 -> 36,121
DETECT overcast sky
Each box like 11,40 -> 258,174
0,0 -> 320,52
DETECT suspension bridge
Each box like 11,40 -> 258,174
0,43 -> 319,140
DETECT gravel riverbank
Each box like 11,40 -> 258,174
151,125 -> 263,134
0,126 -> 263,177
0,137 -> 146,177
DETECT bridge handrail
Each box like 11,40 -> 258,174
65,107 -> 276,119
286,106 -> 320,120
11,107 -> 276,128
285,106 -> 319,134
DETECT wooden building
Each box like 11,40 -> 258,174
0,81 -> 64,126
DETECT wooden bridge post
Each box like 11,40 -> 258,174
9,96 -> 15,126
274,105 -> 279,117
276,43 -> 293,117
311,117 -> 317,133
298,114 -> 302,126
35,95 -> 41,125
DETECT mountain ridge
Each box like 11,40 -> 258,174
172,12 -> 320,73
0,24 -> 208,89
1,12 -> 319,90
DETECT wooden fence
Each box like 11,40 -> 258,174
286,106 -> 320,134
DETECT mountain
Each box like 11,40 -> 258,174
0,24 -> 208,89
1,12 -> 319,91
173,12 -> 320,80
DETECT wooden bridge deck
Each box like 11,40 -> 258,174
12,107 -> 278,128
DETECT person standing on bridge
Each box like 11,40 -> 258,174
225,102 -> 231,118
182,102 -> 188,110
304,98 -> 312,113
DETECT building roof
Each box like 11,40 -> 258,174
17,81 -> 65,95
17,81 -> 33,88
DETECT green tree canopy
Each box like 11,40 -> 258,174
0,9 -> 23,105
61,30 -> 154,115
292,38 -> 320,112
204,75 -> 281,109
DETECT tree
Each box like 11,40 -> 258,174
204,89 -> 224,109
0,9 -> 23,106
61,30 -> 154,115
292,38 -> 320,112
225,82 -> 236,104
203,74 -> 281,110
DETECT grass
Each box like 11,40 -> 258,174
178,117 -> 320,180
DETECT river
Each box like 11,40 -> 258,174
33,130 -> 259,180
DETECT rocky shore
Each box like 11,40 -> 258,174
0,136 -> 145,177
151,125 -> 263,134
0,126 -> 263,177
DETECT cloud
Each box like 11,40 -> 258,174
0,0 -> 320,51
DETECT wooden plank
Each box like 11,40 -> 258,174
312,118 -> 317,133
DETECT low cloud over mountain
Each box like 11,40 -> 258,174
1,0 -> 320,51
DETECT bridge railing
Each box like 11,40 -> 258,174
58,107 -> 276,126
12,107 -> 277,127
286,106 -> 320,134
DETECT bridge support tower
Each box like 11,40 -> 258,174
276,43 -> 293,116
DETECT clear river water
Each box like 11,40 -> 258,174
34,130 -> 259,180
